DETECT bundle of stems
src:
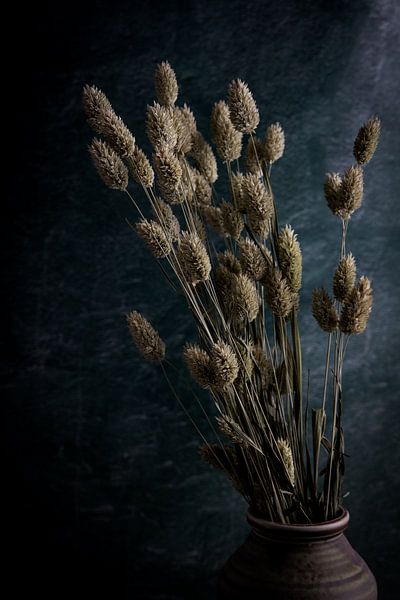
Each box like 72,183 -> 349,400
83,62 -> 379,524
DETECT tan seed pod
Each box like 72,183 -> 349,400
278,225 -> 302,293
353,116 -> 381,165
215,264 -> 236,308
333,253 -> 356,302
153,145 -> 183,203
202,205 -> 225,235
211,341 -> 239,390
154,61 -> 178,107
153,199 -> 180,242
216,416 -> 249,447
173,106 -> 193,154
211,100 -> 243,163
262,265 -> 295,318
339,276 -> 373,335
245,137 -> 263,176
194,171 -> 213,206
190,131 -> 218,184
338,165 -> 364,218
231,273 -> 260,326
277,438 -> 295,487
324,172 -> 343,216
242,173 -> 273,237
264,122 -> 285,163
180,103 -> 197,136
311,288 -> 339,332
221,201 -> 244,240
192,214 -> 206,243
218,250 -> 242,275
82,85 -> 113,132
183,344 -> 214,389
127,311 -> 165,361
146,102 -> 177,150
239,238 -> 269,281
129,146 -> 154,188
89,138 -> 129,190
227,79 -> 260,134
136,219 -> 172,258
177,231 -> 211,285
231,172 -> 246,212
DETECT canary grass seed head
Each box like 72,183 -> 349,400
183,344 -> 214,389
146,102 -> 177,150
278,225 -> 302,293
339,165 -> 364,218
127,311 -> 165,361
136,219 -> 172,258
218,250 -> 242,275
245,137 -> 263,176
211,100 -> 243,163
324,172 -> 343,217
129,146 -> 154,188
220,201 -> 244,240
173,106 -> 193,154
89,138 -> 129,190
231,273 -> 260,326
333,253 -> 356,302
83,85 -> 113,133
227,79 -> 260,134
262,265 -> 295,318
339,276 -> 373,334
311,288 -> 339,332
353,116 -> 381,165
277,438 -> 295,487
153,145 -> 183,203
264,122 -> 285,163
202,205 -> 225,235
177,231 -> 211,285
211,341 -> 239,390
154,61 -> 179,107
190,131 -> 218,184
239,238 -> 268,281
153,199 -> 180,242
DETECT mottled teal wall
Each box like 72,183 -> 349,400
5,0 -> 399,598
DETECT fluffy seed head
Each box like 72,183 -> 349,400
333,253 -> 356,302
173,106 -> 193,154
227,79 -> 260,134
278,225 -> 302,293
177,231 -> 211,285
253,345 -> 274,389
277,438 -> 295,487
242,174 -> 273,237
339,165 -> 364,218
211,100 -> 243,163
219,250 -> 242,275
89,138 -> 129,190
353,116 -> 381,165
264,122 -> 285,163
153,199 -> 180,241
190,131 -> 218,183
183,344 -> 214,389
231,273 -> 260,326
311,288 -> 339,332
339,276 -> 373,334
154,61 -> 178,107
83,85 -> 135,157
129,146 -> 154,188
239,238 -> 269,281
194,171 -> 212,206
127,311 -> 165,361
82,85 -> 113,132
324,172 -> 343,216
136,219 -> 172,258
231,172 -> 246,212
202,205 -> 225,235
262,265 -> 295,318
153,145 -> 183,203
211,341 -> 239,390
146,102 -> 177,150
220,201 -> 244,240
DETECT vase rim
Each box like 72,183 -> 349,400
247,507 -> 349,541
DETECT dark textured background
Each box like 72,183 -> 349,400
4,0 -> 400,598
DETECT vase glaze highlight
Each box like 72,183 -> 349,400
218,509 -> 377,599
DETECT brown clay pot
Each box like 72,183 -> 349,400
218,508 -> 377,599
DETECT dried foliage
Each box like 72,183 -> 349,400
84,64 -> 378,525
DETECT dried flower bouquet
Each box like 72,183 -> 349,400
83,62 -> 379,524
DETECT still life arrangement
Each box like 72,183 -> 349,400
82,62 -> 379,598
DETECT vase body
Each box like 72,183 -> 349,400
218,509 -> 377,600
